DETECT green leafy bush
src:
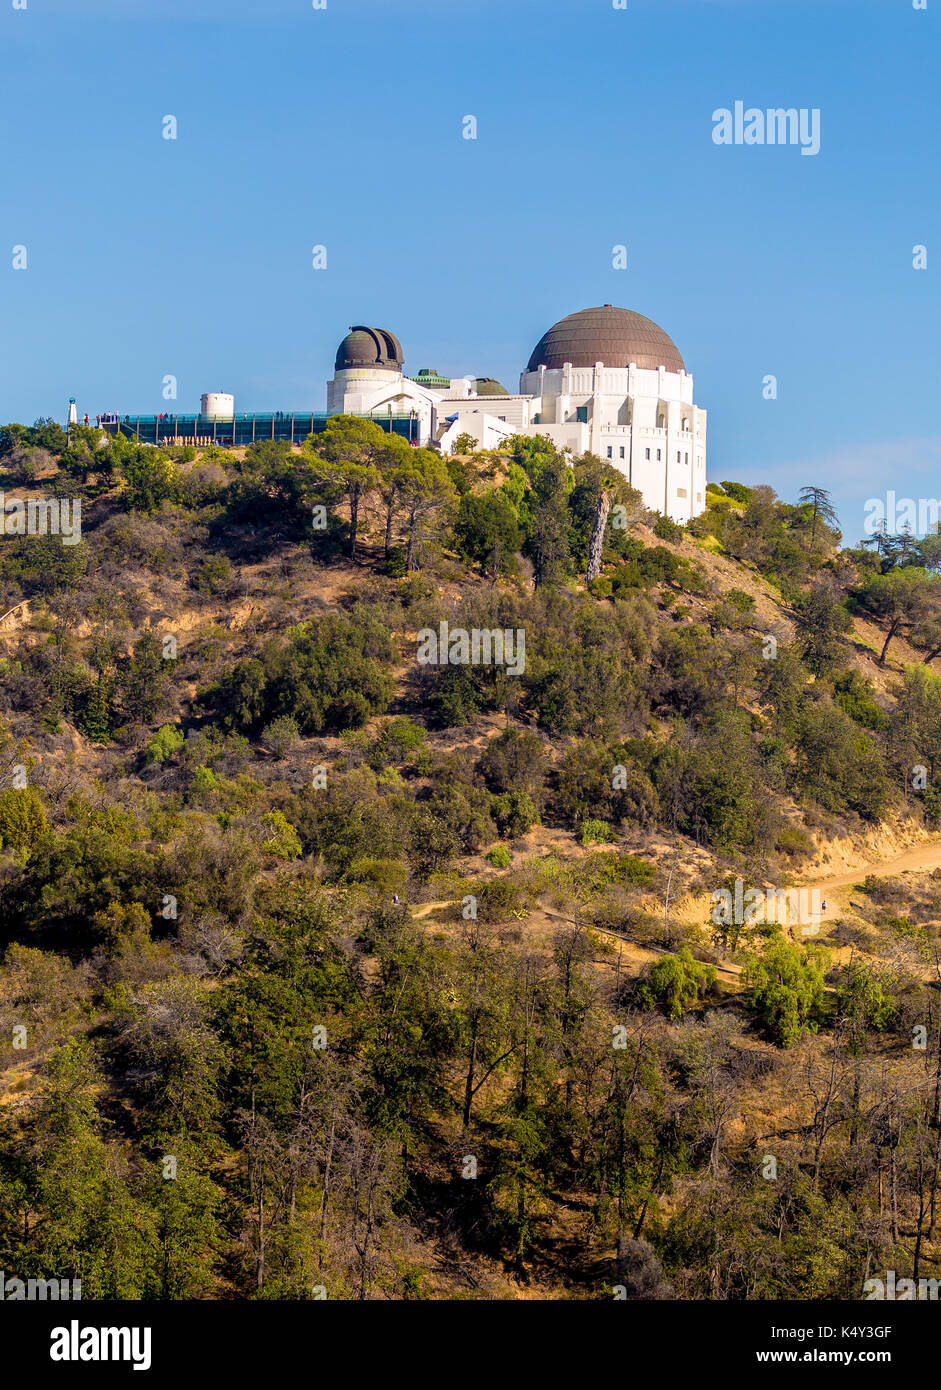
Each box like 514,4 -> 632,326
741,938 -> 829,1047
579,818 -> 617,846
205,614 -> 395,735
653,514 -> 685,544
636,947 -> 716,1018
0,786 -> 48,855
491,792 -> 539,838
719,481 -> 753,505
145,725 -> 185,765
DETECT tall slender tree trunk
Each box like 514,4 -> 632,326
256,1184 -> 265,1291
384,487 -> 396,556
514,991 -> 531,1280
879,619 -> 900,666
891,1138 -> 899,1244
615,1068 -> 628,1278
586,489 -> 611,583
633,1153 -> 665,1240
914,1147 -> 927,1281
462,1017 -> 480,1129
319,1114 -> 336,1253
850,1061 -> 861,1148
358,1194 -> 374,1300
349,487 -> 360,559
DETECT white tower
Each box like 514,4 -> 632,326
200,392 -> 235,418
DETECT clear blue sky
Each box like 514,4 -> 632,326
2,0 -> 938,544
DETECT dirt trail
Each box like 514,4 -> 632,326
798,837 -> 941,895
411,900 -> 453,919
407,835 -> 941,987
408,899 -> 745,978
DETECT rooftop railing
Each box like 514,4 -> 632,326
99,412 -> 419,447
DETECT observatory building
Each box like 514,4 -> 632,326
326,305 -> 708,523
93,303 -> 708,525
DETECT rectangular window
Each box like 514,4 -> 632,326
645,448 -> 650,460
606,446 -> 613,458
676,451 -> 681,464
619,446 -> 625,459
676,488 -> 688,499
657,449 -> 661,461
684,452 -> 688,464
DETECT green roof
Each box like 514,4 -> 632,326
410,368 -> 451,388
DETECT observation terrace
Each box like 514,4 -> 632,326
99,411 -> 420,448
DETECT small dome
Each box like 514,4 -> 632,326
526,305 -> 685,373
475,377 -> 510,397
335,325 -> 404,372
411,367 -> 452,388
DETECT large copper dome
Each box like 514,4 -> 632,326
526,305 -> 685,373
335,325 -> 404,372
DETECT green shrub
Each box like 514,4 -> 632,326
776,825 -> 813,859
367,716 -> 428,771
636,947 -> 716,1019
579,818 -> 617,846
122,447 -> 182,513
832,670 -> 888,730
196,556 -> 234,596
205,613 -> 395,736
0,786 -> 48,855
260,811 -> 302,860
346,857 -> 408,895
382,545 -> 408,578
614,854 -> 656,885
261,715 -> 301,758
145,724 -> 185,765
719,481 -> 753,505
725,588 -> 755,614
653,514 -> 684,544
478,729 -> 544,794
491,791 -> 539,838
924,783 -> 941,827
741,938 -> 830,1047
472,877 -> 524,922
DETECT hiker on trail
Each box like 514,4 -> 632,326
392,894 -> 400,905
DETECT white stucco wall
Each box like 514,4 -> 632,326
327,354 -> 708,524
518,361 -> 707,522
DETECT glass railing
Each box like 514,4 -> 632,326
99,413 -> 419,446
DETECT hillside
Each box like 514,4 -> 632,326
2,419 -> 941,1300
